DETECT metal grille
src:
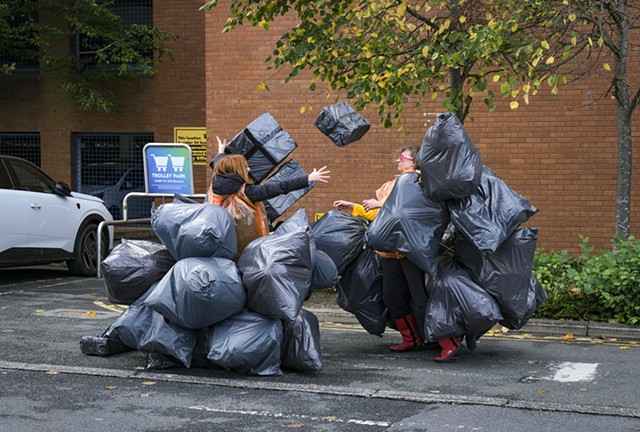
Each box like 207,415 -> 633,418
0,133 -> 41,166
75,133 -> 154,220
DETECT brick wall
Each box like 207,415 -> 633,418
0,1 -> 208,194
205,7 -> 640,253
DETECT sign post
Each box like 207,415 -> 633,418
143,143 -> 194,195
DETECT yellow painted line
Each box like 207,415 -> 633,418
93,301 -> 128,314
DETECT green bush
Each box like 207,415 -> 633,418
533,236 -> 640,325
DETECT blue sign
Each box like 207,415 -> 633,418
143,143 -> 194,195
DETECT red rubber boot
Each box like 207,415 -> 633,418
389,313 -> 424,352
434,337 -> 463,363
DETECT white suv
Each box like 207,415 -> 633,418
0,155 -> 114,276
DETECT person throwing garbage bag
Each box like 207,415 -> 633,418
209,136 -> 330,257
333,146 -> 462,363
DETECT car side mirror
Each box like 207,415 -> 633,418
53,181 -> 72,197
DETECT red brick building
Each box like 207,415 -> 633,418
1,2 -> 638,253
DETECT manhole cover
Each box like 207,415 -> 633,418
36,309 -> 120,319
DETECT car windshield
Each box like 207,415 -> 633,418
82,165 -> 132,186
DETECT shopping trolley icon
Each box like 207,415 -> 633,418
149,154 -> 169,172
169,154 -> 185,172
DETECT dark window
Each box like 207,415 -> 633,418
0,133 -> 41,166
74,132 -> 154,220
73,0 -> 153,72
0,7 -> 39,72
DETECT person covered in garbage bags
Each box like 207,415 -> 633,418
333,146 -> 462,362
209,136 -> 330,256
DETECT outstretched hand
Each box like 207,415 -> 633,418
216,136 -> 228,154
333,199 -> 354,213
309,166 -> 330,183
362,198 -> 382,211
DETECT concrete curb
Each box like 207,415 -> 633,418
305,307 -> 640,341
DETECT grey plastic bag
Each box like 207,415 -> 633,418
454,227 -> 541,330
263,160 -> 314,222
424,257 -> 503,347
365,172 -> 449,277
207,310 -> 283,376
224,113 -> 298,183
274,209 -> 339,290
108,290 -> 197,367
312,210 -> 368,274
143,256 -> 246,329
448,166 -> 538,254
281,308 -> 323,372
239,225 -> 313,321
151,202 -> 237,260
314,102 -> 371,147
100,239 -> 176,305
336,247 -> 388,336
418,112 -> 483,201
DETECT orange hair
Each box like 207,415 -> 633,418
213,154 -> 254,184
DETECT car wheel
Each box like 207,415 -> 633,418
67,223 -> 107,276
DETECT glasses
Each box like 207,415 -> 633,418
396,153 -> 414,163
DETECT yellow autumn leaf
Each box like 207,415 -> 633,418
493,75 -> 501,82
563,333 -> 575,340
521,333 -> 534,339
300,106 -> 306,114
620,345 -> 630,350
541,40 -> 550,49
1,329 -> 15,333
286,424 -> 304,428
142,381 -> 157,385
257,82 -> 267,91
35,309 -> 45,313
422,45 -> 430,58
603,63 -> 611,71
459,16 -> 466,24
536,389 -> 548,393
545,56 -> 555,65
510,101 -> 519,110
46,371 -> 60,375
104,386 -> 116,390
87,311 -> 97,316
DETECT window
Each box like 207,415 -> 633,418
0,133 -> 41,166
73,0 -> 153,72
0,8 -> 39,73
74,132 -> 154,220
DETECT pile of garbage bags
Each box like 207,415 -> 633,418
313,112 -> 546,349
82,204 -> 335,376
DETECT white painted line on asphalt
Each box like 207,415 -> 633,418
189,405 -> 390,427
546,362 -> 598,383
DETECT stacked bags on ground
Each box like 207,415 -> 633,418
81,202 -> 334,376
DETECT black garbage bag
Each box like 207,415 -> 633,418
281,308 -> 323,372
448,166 -> 538,254
337,248 -> 388,336
100,239 -> 176,305
239,225 -> 313,321
312,210 -> 368,274
454,227 -> 539,330
79,334 -> 133,357
274,208 -> 339,290
223,113 -> 298,183
207,310 -> 283,376
151,202 -> 237,260
143,257 -> 246,329
145,352 -> 184,370
424,257 -> 503,348
418,112 -> 483,201
314,102 -> 371,147
521,274 -> 548,325
263,160 -> 314,222
364,172 -> 449,277
310,249 -> 340,290
108,290 -> 197,368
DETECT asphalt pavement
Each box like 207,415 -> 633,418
1,265 -> 640,431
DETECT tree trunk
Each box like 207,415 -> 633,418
615,106 -> 632,239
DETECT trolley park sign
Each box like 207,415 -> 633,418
143,143 -> 194,195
